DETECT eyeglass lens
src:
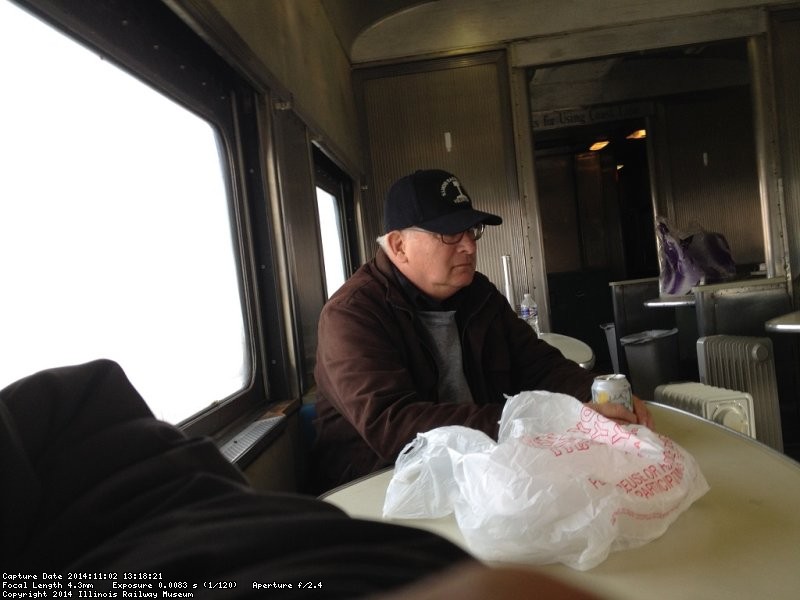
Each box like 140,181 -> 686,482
440,223 -> 485,244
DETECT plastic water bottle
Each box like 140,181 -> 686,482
520,293 -> 540,336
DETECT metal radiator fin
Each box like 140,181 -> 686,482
697,335 -> 783,452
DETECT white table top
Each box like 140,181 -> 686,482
644,295 -> 696,307
538,332 -> 595,370
322,403 -> 800,600
765,310 -> 800,333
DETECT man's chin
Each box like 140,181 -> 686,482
452,270 -> 475,287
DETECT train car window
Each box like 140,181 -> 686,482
0,0 -> 249,424
313,148 -> 356,298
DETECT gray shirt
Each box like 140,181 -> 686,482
416,310 -> 474,404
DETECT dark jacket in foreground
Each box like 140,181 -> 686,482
0,359 -> 472,598
313,249 -> 596,491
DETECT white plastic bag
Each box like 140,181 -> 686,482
383,391 -> 709,570
383,425 -> 495,519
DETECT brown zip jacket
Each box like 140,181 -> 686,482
311,249 -> 595,492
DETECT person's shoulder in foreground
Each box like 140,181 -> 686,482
0,359 -> 468,596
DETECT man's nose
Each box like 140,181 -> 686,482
456,234 -> 477,252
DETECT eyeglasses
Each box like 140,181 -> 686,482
407,223 -> 485,245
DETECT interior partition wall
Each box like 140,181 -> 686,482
353,52 -> 530,306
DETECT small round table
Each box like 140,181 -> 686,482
538,332 -> 595,370
322,403 -> 800,600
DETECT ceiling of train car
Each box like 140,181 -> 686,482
322,0 -> 572,63
530,40 -> 750,110
319,0 -> 770,64
319,0 -> 432,58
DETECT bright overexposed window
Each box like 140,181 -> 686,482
0,1 -> 248,423
315,187 -> 347,297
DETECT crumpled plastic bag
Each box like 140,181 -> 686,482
383,391 -> 709,570
655,216 -> 736,296
383,426 -> 496,519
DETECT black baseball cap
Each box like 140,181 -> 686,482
383,169 -> 502,234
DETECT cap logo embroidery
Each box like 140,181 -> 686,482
440,177 -> 470,204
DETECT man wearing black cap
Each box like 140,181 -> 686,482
311,169 -> 652,492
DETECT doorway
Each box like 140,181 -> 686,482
528,39 -> 754,372
534,119 -> 657,372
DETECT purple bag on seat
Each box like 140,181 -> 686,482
655,218 -> 704,296
655,217 -> 735,296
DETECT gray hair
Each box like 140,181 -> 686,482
376,233 -> 390,252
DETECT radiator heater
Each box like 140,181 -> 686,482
654,382 -> 755,438
696,335 -> 784,452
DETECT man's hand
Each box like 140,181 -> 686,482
588,395 -> 654,430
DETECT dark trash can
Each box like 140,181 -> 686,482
620,328 -> 680,400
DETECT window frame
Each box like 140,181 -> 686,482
11,0 -> 276,438
313,146 -> 358,292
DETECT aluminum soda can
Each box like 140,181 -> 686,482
591,374 -> 633,412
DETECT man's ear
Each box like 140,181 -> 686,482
385,231 -> 408,263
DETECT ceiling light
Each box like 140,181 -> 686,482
626,129 -> 647,140
589,140 -> 609,151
